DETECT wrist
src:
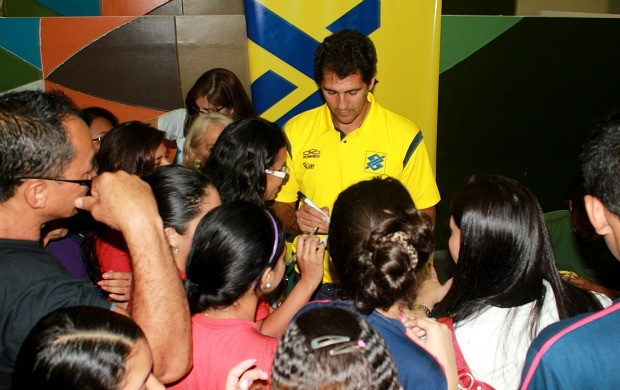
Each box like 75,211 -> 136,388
297,274 -> 322,290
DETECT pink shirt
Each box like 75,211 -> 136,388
169,314 -> 278,389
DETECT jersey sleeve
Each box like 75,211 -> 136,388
401,132 -> 440,210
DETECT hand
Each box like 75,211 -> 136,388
296,234 -> 325,288
403,317 -> 458,390
296,204 -> 329,234
98,271 -> 132,303
415,264 -> 453,310
74,171 -> 160,233
225,359 -> 269,390
41,227 -> 69,247
567,276 -> 620,299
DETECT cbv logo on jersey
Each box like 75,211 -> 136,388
365,151 -> 386,173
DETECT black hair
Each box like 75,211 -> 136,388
185,201 -> 285,314
81,107 -> 119,128
96,121 -> 166,175
328,177 -> 434,314
12,306 -> 144,389
434,175 -> 602,338
581,110 -> 620,216
184,68 -> 257,134
141,165 -> 215,235
271,306 -> 400,390
0,90 -> 79,202
203,117 -> 286,206
314,29 -> 377,86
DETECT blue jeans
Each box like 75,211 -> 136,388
292,272 -> 340,301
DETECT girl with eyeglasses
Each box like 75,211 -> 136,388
203,117 -> 325,339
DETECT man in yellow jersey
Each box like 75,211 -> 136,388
272,29 -> 440,299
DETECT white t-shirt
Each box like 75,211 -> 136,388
454,280 -> 611,389
157,108 -> 187,160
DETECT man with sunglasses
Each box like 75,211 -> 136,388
0,91 -> 191,388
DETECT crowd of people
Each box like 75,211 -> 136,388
1,28 -> 619,390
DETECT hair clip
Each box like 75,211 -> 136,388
328,340 -> 367,356
310,335 -> 366,356
310,335 -> 350,350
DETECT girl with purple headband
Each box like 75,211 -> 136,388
170,201 -> 324,389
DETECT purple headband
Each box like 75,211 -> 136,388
265,211 -> 279,266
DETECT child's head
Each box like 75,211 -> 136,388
13,306 -> 162,389
97,121 -> 168,175
271,306 -> 400,389
328,177 -> 434,313
184,201 -> 285,314
203,117 -> 287,206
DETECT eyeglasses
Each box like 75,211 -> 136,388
17,177 -> 92,188
199,105 -> 225,114
265,166 -> 290,179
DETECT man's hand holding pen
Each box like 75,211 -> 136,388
296,191 -> 330,234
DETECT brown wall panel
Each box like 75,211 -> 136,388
175,15 -> 250,103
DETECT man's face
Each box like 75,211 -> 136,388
47,116 -> 96,218
321,71 -> 375,133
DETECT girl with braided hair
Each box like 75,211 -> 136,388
272,306 -> 400,389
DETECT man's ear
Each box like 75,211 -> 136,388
368,76 -> 376,90
164,226 -> 179,248
23,181 -> 48,209
584,195 -> 613,236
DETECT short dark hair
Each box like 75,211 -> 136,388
0,90 -> 80,202
203,117 -> 286,206
271,306 -> 400,389
13,306 -> 144,389
81,106 -> 119,127
314,29 -> 377,85
582,111 -> 620,216
185,201 -> 285,314
96,121 -> 166,175
142,165 -> 215,235
328,177 -> 434,314
184,68 -> 257,134
434,175 -> 602,337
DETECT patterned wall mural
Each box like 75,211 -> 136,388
0,14 -> 250,122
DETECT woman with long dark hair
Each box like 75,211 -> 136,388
426,175 -> 609,389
